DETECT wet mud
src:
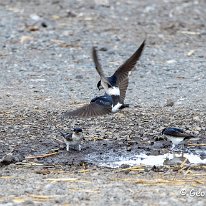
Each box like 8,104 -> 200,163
1,108 -> 205,168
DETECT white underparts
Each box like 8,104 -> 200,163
72,133 -> 83,142
112,102 -> 122,112
166,136 -> 184,145
101,80 -> 120,96
108,87 -> 120,96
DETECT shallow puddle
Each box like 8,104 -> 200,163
86,150 -> 206,168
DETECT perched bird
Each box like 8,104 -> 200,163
92,40 -> 145,112
59,128 -> 83,151
63,94 -> 129,117
162,127 -> 199,150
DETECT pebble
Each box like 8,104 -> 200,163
193,116 -> 200,121
0,153 -> 15,166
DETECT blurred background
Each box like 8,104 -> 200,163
0,0 -> 205,109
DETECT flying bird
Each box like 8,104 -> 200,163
58,128 -> 83,151
63,40 -> 145,117
92,40 -> 145,112
162,127 -> 199,150
63,94 -> 129,117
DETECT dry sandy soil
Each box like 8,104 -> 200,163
0,0 -> 206,205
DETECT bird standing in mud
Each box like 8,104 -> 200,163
58,128 -> 83,151
63,40 -> 145,117
162,127 -> 199,151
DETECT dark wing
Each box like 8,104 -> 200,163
113,40 -> 145,83
118,78 -> 129,102
58,130 -> 73,141
164,128 -> 194,138
63,102 -> 111,118
92,47 -> 111,86
112,40 -> 145,101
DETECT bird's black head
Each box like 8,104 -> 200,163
73,128 -> 83,133
161,128 -> 166,135
97,80 -> 103,90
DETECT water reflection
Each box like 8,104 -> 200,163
86,151 -> 206,168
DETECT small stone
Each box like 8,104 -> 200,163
165,99 -> 175,107
23,200 -> 35,205
44,183 -> 55,191
66,10 -> 77,17
75,75 -> 83,79
194,126 -> 201,131
164,99 -> 174,107
99,47 -> 108,51
41,22 -> 48,28
193,116 -> 200,121
30,14 -> 40,21
166,59 -> 176,64
0,153 -> 15,166
126,146 -> 132,151
120,164 -> 130,169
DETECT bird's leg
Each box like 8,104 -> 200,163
181,143 -> 184,158
171,144 -> 176,158
171,144 -> 176,152
66,142 -> 70,151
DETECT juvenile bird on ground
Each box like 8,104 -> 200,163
58,128 -> 83,151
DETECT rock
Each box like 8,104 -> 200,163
193,116 -> 200,121
41,22 -> 48,28
75,75 -> 83,79
164,99 -> 174,107
99,47 -> 108,51
0,153 -> 15,166
66,10 -> 77,18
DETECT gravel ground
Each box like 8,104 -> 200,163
0,0 -> 206,205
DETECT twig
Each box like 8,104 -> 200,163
26,152 -> 58,159
187,144 -> 206,147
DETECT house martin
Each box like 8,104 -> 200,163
92,40 -> 145,112
162,127 -> 199,150
59,128 -> 83,151
63,93 -> 129,117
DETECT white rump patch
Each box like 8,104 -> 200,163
112,102 -> 122,112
